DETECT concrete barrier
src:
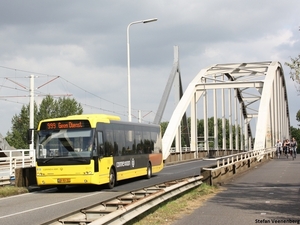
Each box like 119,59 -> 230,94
15,167 -> 36,187
201,150 -> 273,185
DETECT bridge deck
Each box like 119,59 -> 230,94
173,154 -> 300,225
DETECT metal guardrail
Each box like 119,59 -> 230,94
0,149 -> 35,184
43,176 -> 203,225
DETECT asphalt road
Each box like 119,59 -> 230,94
0,159 -> 215,225
172,155 -> 300,225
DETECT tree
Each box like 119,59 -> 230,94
296,111 -> 300,126
161,117 -> 241,149
290,126 -> 300,153
160,121 -> 168,137
6,95 -> 83,149
35,95 -> 56,124
54,97 -> 83,117
285,54 -> 300,87
5,104 -> 37,149
36,96 -> 83,121
286,55 -> 300,126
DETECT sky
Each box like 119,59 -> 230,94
0,0 -> 299,137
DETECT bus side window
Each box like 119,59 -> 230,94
97,131 -> 104,156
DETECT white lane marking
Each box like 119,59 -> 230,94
0,188 -> 57,201
0,192 -> 33,201
0,192 -> 100,219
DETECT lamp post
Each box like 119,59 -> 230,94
127,18 -> 158,122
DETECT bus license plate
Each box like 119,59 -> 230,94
57,178 -> 70,183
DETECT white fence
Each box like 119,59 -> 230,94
0,149 -> 35,185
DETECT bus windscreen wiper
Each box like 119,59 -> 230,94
72,158 -> 88,162
43,156 -> 60,163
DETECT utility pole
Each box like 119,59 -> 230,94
29,75 -> 34,151
4,74 -> 65,151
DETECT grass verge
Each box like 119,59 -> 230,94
0,186 -> 29,198
125,183 -> 223,225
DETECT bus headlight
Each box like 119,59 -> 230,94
84,171 -> 92,175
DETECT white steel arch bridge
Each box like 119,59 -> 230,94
162,61 -> 290,160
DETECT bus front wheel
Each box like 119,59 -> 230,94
107,168 -> 116,189
145,163 -> 152,179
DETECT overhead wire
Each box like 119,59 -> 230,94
0,65 -> 159,123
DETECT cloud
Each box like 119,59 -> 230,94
0,0 -> 300,136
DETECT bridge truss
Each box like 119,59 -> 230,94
162,61 -> 290,160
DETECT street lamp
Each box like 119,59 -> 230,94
127,18 -> 158,122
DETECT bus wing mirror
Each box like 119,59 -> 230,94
27,128 -> 35,144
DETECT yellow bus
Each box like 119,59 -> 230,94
35,114 -> 163,190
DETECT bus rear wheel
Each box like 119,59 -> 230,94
145,163 -> 152,179
107,168 -> 116,189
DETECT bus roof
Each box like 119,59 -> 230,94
38,114 -> 121,129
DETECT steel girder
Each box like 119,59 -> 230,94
162,61 -> 290,160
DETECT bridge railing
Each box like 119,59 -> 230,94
170,147 -> 245,154
200,147 -> 276,185
0,149 -> 35,180
203,147 -> 275,170
167,147 -> 247,164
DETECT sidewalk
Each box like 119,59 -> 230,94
172,154 -> 300,225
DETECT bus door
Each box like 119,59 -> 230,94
97,131 -> 112,179
91,134 -> 99,172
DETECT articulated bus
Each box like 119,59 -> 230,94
35,114 -> 163,190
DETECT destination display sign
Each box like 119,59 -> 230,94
40,120 -> 91,130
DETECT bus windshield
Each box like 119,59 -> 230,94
37,129 -> 94,159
